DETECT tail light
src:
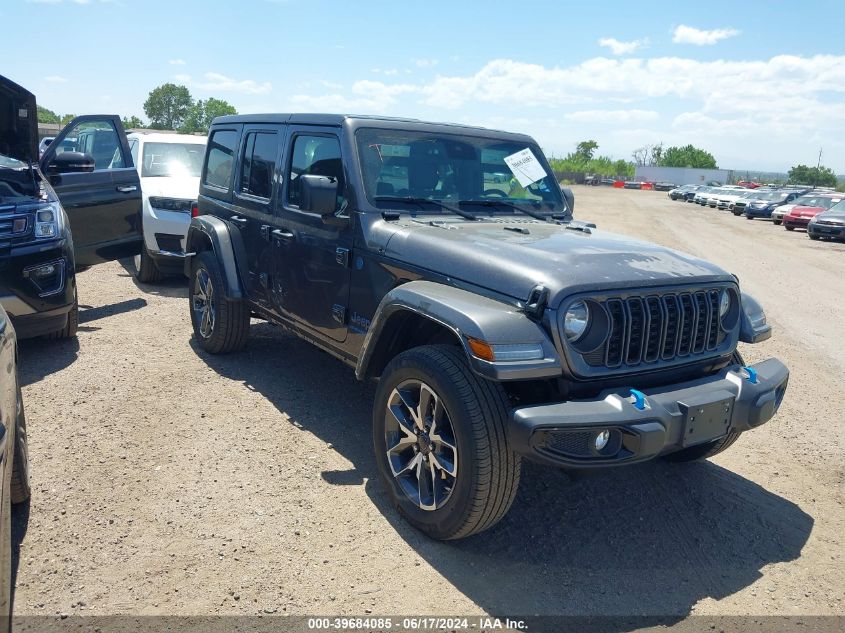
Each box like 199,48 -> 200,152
191,202 -> 199,218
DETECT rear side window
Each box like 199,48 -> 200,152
204,129 -> 238,190
239,131 -> 278,200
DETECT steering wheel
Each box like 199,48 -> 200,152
484,189 -> 508,198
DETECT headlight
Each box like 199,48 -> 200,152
719,289 -> 730,318
564,301 -> 589,342
35,203 -> 61,239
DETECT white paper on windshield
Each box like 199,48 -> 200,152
503,148 -> 548,187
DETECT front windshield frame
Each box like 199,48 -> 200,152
140,141 -> 206,178
354,127 -> 565,216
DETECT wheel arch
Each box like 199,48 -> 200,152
184,215 -> 245,300
355,280 -> 562,382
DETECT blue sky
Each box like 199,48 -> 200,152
5,0 -> 845,172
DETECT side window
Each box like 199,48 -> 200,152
60,119 -> 126,171
288,134 -> 344,210
239,131 -> 278,200
129,139 -> 139,168
204,129 -> 238,190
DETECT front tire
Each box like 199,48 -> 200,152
189,251 -> 249,354
134,244 -> 163,283
373,345 -> 521,540
44,294 -> 78,340
785,225 -> 795,231
773,219 -> 782,225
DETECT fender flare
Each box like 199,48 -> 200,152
184,215 -> 245,300
355,280 -> 562,381
739,291 -> 772,344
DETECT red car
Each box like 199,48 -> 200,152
783,194 -> 845,231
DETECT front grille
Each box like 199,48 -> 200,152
544,431 -> 595,458
734,201 -> 748,210
817,220 -> 845,226
578,288 -> 729,372
0,206 -> 30,237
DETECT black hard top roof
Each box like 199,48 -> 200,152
210,113 -> 535,142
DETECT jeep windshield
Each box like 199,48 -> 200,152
356,128 -> 565,218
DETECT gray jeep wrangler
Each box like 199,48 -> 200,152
185,114 -> 788,540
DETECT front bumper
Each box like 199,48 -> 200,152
745,207 -> 774,219
783,217 -> 811,229
807,222 -> 845,238
509,358 -> 789,469
0,238 -> 76,338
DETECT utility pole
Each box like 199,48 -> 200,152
813,147 -> 822,189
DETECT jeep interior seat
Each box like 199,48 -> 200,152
408,142 -> 441,197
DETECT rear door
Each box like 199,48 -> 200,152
231,124 -> 286,312
39,115 -> 141,267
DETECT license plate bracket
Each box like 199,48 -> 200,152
678,390 -> 735,447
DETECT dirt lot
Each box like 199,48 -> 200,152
11,187 -> 844,620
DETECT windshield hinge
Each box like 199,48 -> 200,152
524,284 -> 549,320
565,220 -> 597,234
381,211 -> 400,221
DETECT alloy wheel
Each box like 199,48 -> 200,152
192,268 -> 216,339
385,379 -> 458,511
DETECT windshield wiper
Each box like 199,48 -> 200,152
459,199 -> 561,223
373,196 -> 478,221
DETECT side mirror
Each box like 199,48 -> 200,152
44,151 -> 95,175
300,174 -> 341,220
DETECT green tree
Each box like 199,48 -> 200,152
661,144 -> 718,169
181,97 -> 237,134
37,105 -> 60,124
788,164 -> 837,188
59,113 -> 76,125
574,140 -> 599,162
122,115 -> 145,129
143,83 -> 193,130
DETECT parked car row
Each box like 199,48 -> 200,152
667,183 -> 845,243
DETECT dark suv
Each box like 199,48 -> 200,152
1,75 -> 141,338
186,114 -> 789,540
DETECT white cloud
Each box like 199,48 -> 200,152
44,75 -> 68,83
413,58 -> 439,68
672,25 -> 740,45
168,59 -> 186,66
175,72 -> 272,95
598,37 -> 649,56
566,109 -> 659,124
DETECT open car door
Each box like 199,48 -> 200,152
39,115 -> 141,267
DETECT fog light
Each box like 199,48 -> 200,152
594,430 -> 610,451
32,263 -> 56,278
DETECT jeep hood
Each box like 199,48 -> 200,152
0,75 -> 39,164
380,218 -> 735,305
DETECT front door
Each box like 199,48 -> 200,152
274,128 -> 352,343
40,115 -> 141,267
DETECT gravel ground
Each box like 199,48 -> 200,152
10,187 -> 844,620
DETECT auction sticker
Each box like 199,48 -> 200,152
503,148 -> 547,187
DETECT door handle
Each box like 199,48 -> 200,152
271,228 -> 294,242
229,215 -> 248,226
116,185 -> 137,193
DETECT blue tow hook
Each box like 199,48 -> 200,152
742,366 -> 759,384
629,388 -> 648,410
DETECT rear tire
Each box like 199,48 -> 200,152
134,244 -> 163,283
189,251 -> 249,354
663,351 -> 745,463
373,345 -> 521,540
44,294 -> 78,340
10,381 -> 31,505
